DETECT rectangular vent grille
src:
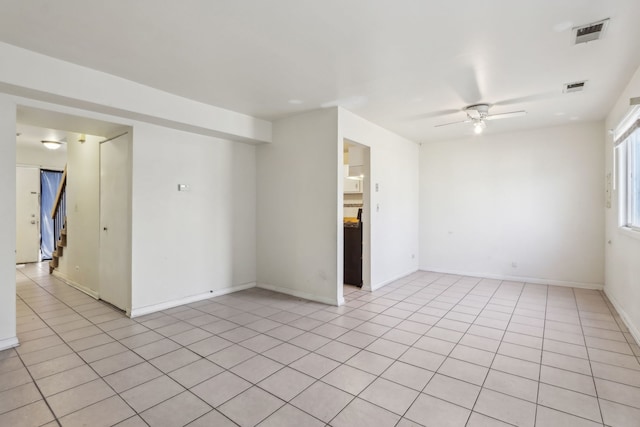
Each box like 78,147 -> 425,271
564,81 -> 587,93
573,19 -> 609,45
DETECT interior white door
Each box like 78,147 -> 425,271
16,167 -> 40,264
99,134 -> 131,312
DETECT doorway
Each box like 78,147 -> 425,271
40,169 -> 63,260
342,139 -> 371,294
16,106 -> 132,314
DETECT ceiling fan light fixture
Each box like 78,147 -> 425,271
432,103 -> 525,131
41,140 -> 62,150
473,120 -> 485,134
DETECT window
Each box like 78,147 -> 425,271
615,106 -> 640,230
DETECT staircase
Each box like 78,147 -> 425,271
49,218 -> 67,273
49,167 -> 67,274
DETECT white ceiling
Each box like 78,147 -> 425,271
16,123 -> 70,153
2,1 -> 640,142
15,106 -> 126,153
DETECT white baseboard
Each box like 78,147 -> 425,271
362,268 -> 420,292
0,336 -> 19,351
130,282 -> 256,318
256,282 -> 340,306
604,288 -> 640,346
419,267 -> 604,290
52,271 -> 100,299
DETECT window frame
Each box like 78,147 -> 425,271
614,106 -> 640,233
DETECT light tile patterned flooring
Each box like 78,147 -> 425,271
3,263 -> 640,426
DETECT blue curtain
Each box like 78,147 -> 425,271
40,170 -> 63,260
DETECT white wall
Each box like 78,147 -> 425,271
131,123 -> 257,314
56,135 -> 102,296
604,65 -> 640,342
256,107 -> 419,303
339,109 -> 420,291
16,144 -> 66,170
420,122 -> 605,287
0,96 -> 17,350
257,109 -> 340,305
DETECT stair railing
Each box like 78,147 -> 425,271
51,167 -> 67,249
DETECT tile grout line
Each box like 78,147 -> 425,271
536,288 -> 610,426
203,284 -> 400,426
15,267 -> 152,425
12,294 -> 62,427
429,297 -> 640,385
300,274 -> 456,425
13,270 -> 78,427
466,279 -> 527,426
325,273 -> 461,426
601,290 -> 640,358
534,282 -> 550,427
421,277 -> 507,427
271,273 -> 451,425
574,287 -> 606,426
99,286 -> 347,426
328,275 -> 502,425
18,270 -> 370,420
123,286 -> 356,425
22,267 -> 255,425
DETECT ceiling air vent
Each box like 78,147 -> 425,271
564,81 -> 587,93
572,19 -> 609,45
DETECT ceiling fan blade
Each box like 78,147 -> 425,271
493,91 -> 560,107
485,110 -> 526,121
447,66 -> 483,105
434,119 -> 472,128
404,108 -> 460,122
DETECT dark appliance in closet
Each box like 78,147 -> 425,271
344,208 -> 363,287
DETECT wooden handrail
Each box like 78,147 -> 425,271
51,166 -> 67,219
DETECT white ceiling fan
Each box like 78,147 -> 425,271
435,103 -> 526,134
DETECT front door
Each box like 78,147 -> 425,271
16,166 -> 40,264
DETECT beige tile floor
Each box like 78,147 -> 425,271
3,263 -> 640,426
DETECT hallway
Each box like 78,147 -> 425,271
2,263 -> 640,426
